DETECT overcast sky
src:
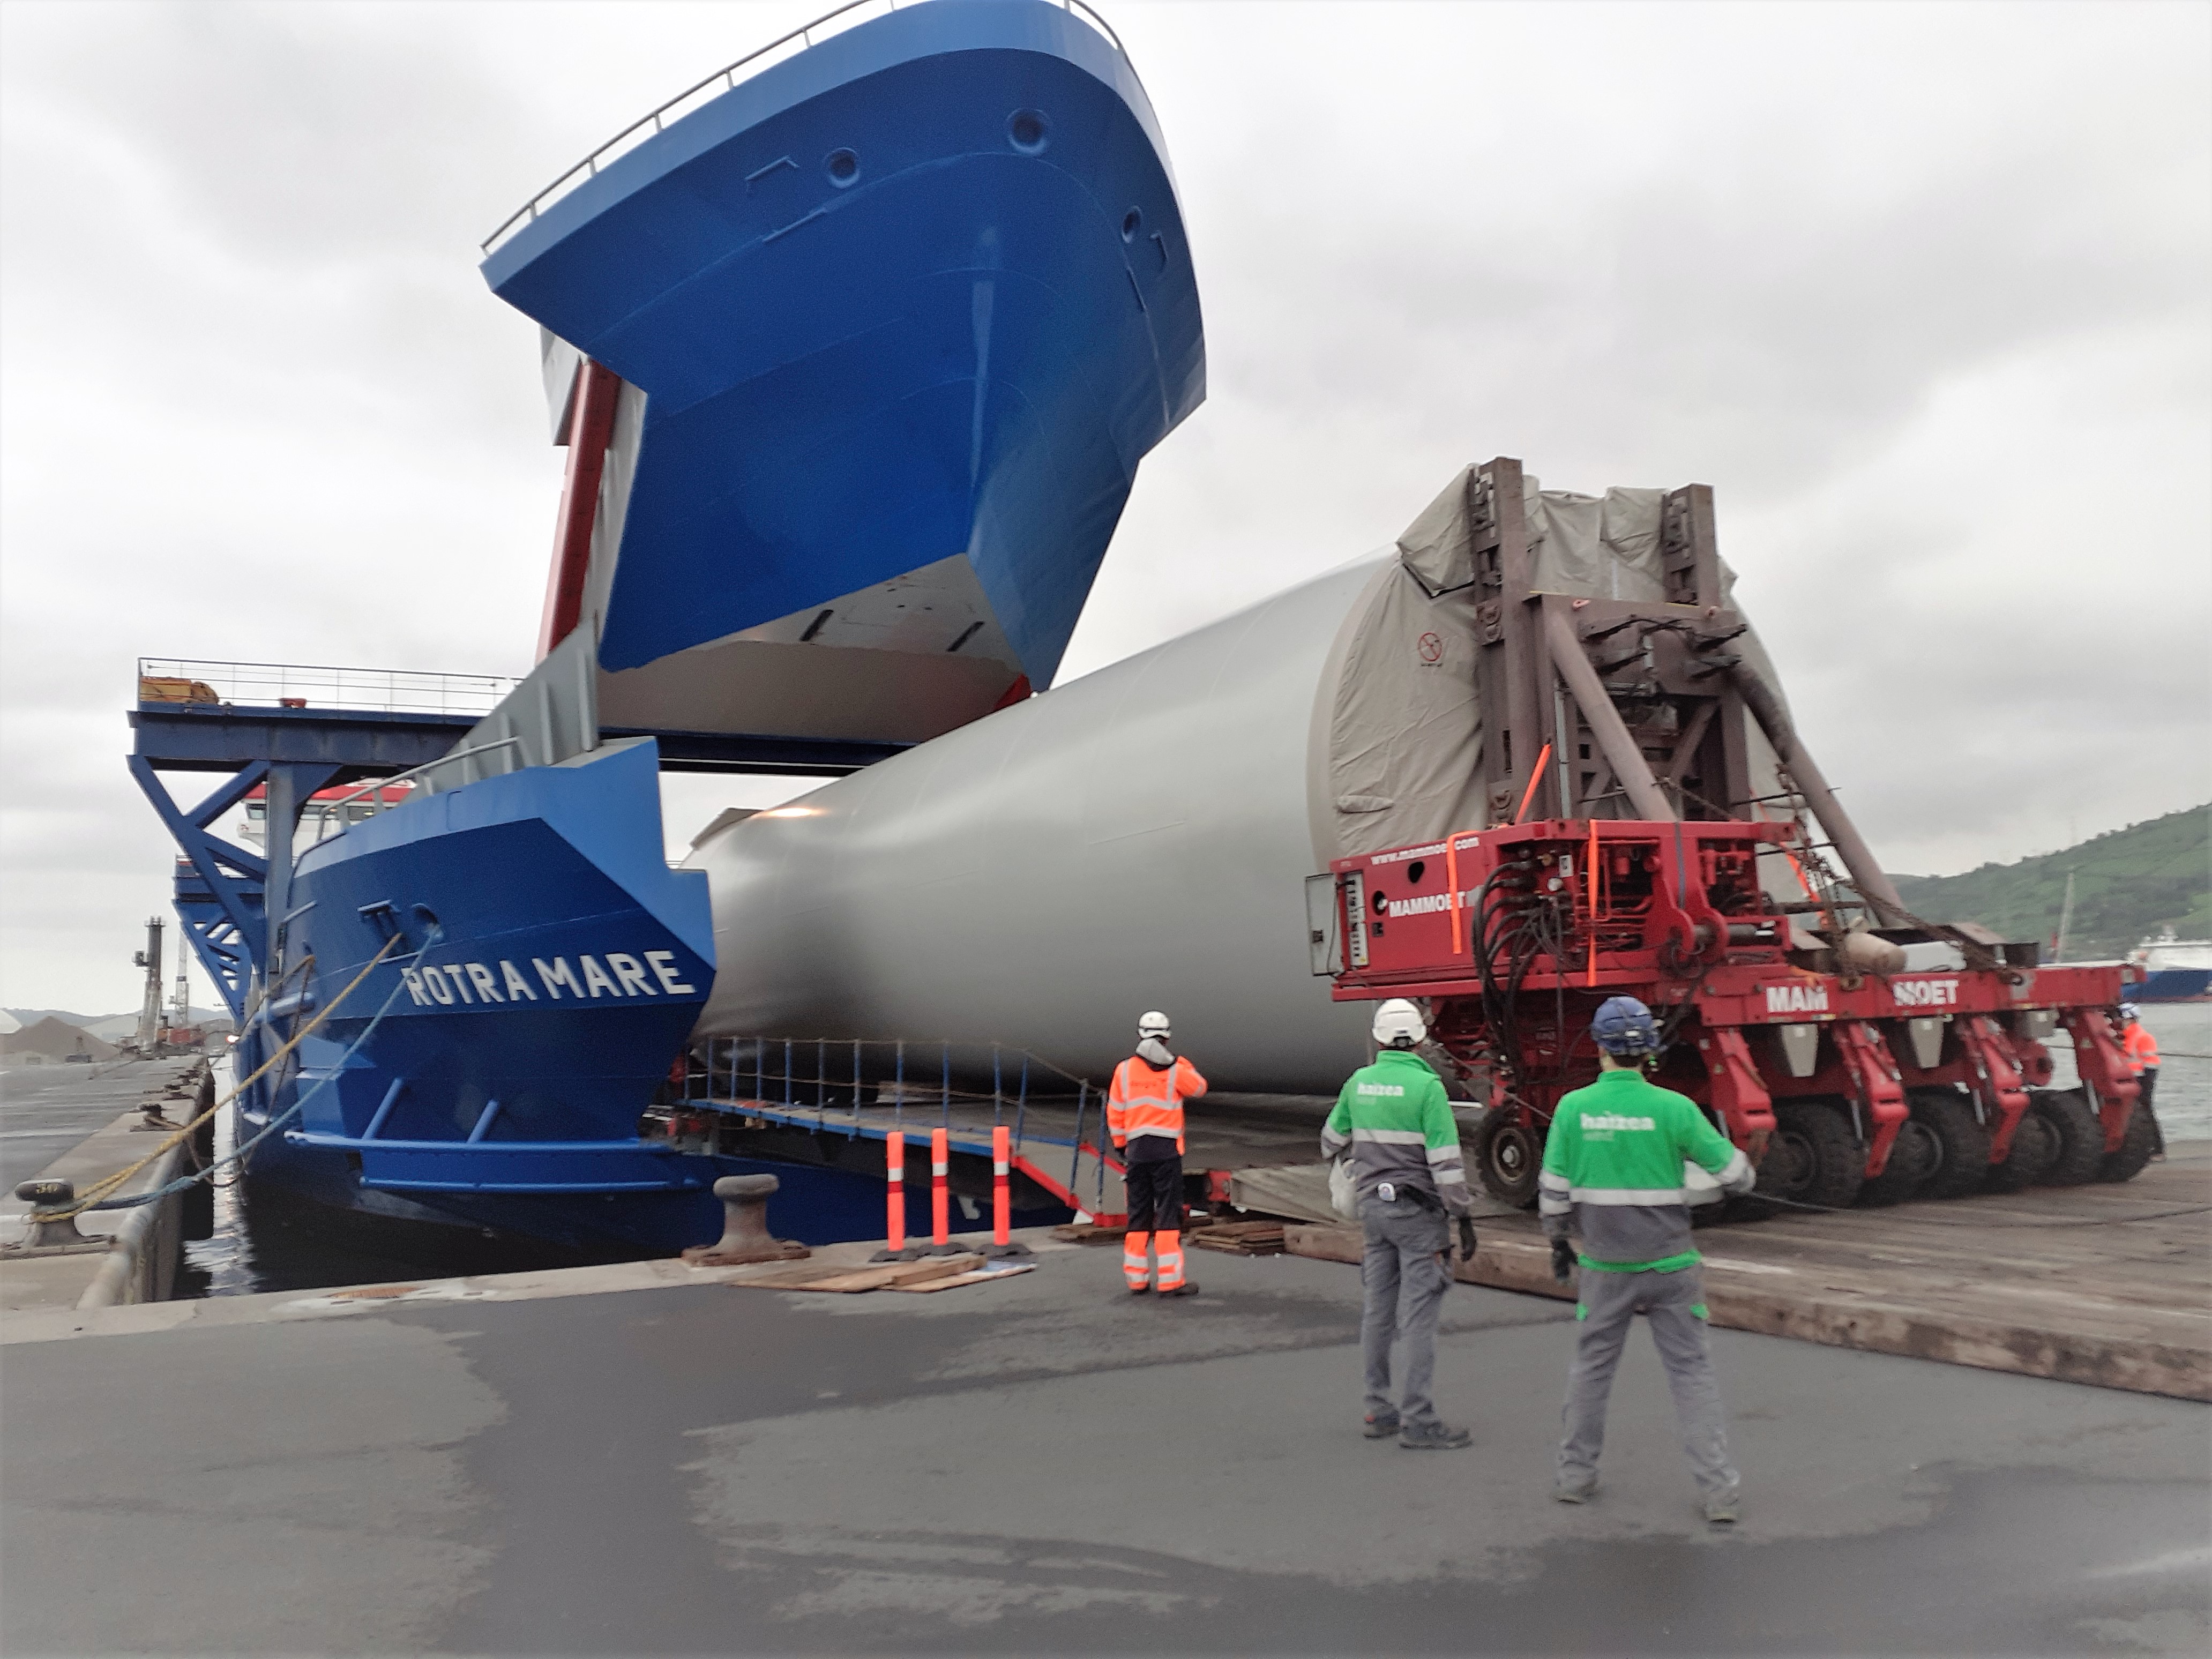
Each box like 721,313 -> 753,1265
3,0 -> 2207,1015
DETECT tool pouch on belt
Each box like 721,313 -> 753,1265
1378,1179 -> 1445,1216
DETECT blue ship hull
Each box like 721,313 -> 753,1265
239,741 -> 730,1251
237,739 -> 1067,1253
221,1 -> 1193,1254
484,0 -> 1201,689
2131,968 -> 2212,1003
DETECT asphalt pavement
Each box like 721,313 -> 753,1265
2,1236 -> 2205,1655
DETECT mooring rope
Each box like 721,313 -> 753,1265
32,933 -> 410,1221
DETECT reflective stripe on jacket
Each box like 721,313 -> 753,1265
1539,1069 -> 1751,1272
2122,1022 -> 2160,1075
1109,1056 -> 1206,1156
1319,1050 -> 1472,1216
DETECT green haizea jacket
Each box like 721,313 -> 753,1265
1319,1048 -> 1471,1216
1538,1067 -> 1754,1272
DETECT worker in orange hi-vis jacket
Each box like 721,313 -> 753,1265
2118,1004 -> 2164,1155
1109,1011 -> 1208,1298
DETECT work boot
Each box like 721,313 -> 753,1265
1398,1419 -> 1473,1451
1703,1488 -> 1741,1525
1156,1281 -> 1199,1298
1127,1282 -> 1153,1296
1362,1412 -> 1401,1440
1553,1478 -> 1598,1504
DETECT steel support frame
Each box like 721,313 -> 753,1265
173,861 -> 253,1022
1953,1014 -> 2032,1161
1469,460 -> 1749,828
2059,1007 -> 2140,1153
1466,458 -> 1542,825
129,755 -> 338,1021
1829,1018 -> 1910,1177
1463,458 -> 1904,937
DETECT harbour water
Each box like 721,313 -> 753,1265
176,1077 -> 630,1298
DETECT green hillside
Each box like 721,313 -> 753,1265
1888,803 -> 2211,960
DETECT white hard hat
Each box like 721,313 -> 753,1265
1372,998 -> 1426,1049
1137,1010 -> 1171,1039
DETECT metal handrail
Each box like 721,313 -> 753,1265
479,0 -> 1128,256
137,656 -> 520,718
310,737 -> 526,846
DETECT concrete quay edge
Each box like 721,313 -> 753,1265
0,1108 -> 196,1314
1282,1222 -> 2212,1403
0,1229 -> 1082,1346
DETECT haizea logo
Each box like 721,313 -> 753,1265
401,951 -> 696,1008
1582,1113 -> 1656,1131
1356,1082 -> 1407,1097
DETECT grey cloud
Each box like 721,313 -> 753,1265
3,0 -> 2207,1011
12,3 -> 531,264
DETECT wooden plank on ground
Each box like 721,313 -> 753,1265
1190,1221 -> 1289,1256
729,1254 -> 984,1294
892,1263 -> 1037,1293
1051,1223 -> 1127,1244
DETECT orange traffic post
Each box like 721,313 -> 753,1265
991,1125 -> 1012,1247
931,1127 -> 950,1246
886,1131 -> 906,1252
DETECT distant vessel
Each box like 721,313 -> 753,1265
2127,931 -> 2212,1003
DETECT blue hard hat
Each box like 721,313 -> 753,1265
1591,996 -> 1661,1056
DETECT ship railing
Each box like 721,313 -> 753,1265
480,0 -> 1129,256
682,1035 -> 1123,1214
137,657 -> 521,719
304,738 -> 526,853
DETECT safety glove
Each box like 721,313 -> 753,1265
1458,1216 -> 1477,1260
1550,1238 -> 1576,1284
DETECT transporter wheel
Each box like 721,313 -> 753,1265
1856,1119 -> 1940,1207
1910,1087 -> 1992,1201
1983,1110 -> 2060,1193
1471,1110 -> 1542,1209
2030,1088 -> 2104,1186
2097,1101 -> 2160,1183
1755,1100 -> 1863,1210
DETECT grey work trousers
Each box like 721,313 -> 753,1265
1558,1264 -> 1738,1499
1360,1194 -> 1451,1427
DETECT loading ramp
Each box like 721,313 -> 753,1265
676,1076 -> 1333,1228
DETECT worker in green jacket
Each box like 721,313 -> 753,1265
1322,999 -> 1478,1450
1541,996 -> 1757,1522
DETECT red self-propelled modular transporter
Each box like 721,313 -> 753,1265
1316,459 -> 2149,1213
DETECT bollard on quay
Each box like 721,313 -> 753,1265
8,1179 -> 99,1252
681,1175 -> 810,1267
